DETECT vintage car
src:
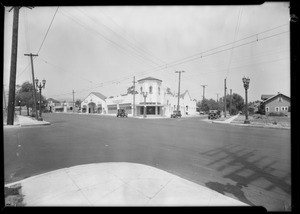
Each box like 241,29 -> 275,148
208,110 -> 221,120
116,109 -> 128,117
171,110 -> 182,118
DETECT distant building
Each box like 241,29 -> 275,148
80,76 -> 197,117
46,98 -> 61,112
260,92 -> 290,115
81,92 -> 107,114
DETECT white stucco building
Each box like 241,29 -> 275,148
81,92 -> 107,114
80,77 -> 197,117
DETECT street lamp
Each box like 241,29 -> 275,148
18,100 -> 21,115
35,78 -> 46,120
142,92 -> 148,118
242,76 -> 250,124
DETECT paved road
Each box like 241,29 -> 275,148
4,113 -> 291,210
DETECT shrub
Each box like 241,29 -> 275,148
268,112 -> 286,117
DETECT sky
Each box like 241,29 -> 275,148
3,3 -> 290,103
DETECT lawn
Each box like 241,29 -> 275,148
231,114 -> 290,128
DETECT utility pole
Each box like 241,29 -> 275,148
224,78 -> 227,118
6,7 -> 21,125
3,85 -> 7,110
201,85 -> 207,100
6,6 -> 33,125
229,89 -> 232,115
175,71 -> 185,112
132,76 -> 136,117
72,90 -> 75,113
216,93 -> 219,103
25,53 -> 39,120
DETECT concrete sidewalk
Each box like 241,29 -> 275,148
3,115 -> 51,128
5,162 -> 249,207
211,114 -> 240,124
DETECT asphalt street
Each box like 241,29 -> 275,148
4,113 -> 291,210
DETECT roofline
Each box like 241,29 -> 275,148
91,92 -> 107,99
261,93 -> 290,104
137,77 -> 162,82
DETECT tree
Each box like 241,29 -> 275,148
197,98 -> 222,112
75,99 -> 82,107
127,86 -> 138,95
15,81 -> 46,116
224,93 -> 244,115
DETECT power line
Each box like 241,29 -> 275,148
77,7 -> 166,66
226,7 -> 243,79
59,9 -> 158,68
97,8 -> 167,65
45,26 -> 289,98
37,7 -> 59,54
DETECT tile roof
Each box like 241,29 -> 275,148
137,77 -> 162,82
91,92 -> 107,100
261,94 -> 275,100
261,93 -> 290,104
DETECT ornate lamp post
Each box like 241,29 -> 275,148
18,100 -> 21,115
142,92 -> 148,118
35,78 -> 46,120
242,76 -> 250,124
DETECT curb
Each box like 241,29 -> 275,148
20,122 -> 51,127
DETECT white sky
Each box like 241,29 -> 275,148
3,3 -> 290,102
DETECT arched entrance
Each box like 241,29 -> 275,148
88,102 -> 96,113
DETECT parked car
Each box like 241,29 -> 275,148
199,111 -> 204,115
208,110 -> 221,120
116,109 -> 128,117
171,110 -> 182,118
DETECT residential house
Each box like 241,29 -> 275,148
260,92 -> 290,116
46,98 -> 61,112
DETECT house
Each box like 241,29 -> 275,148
46,98 -> 61,112
260,92 -> 290,116
81,92 -> 107,114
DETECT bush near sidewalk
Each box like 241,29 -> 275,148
232,114 -> 290,128
5,184 -> 25,206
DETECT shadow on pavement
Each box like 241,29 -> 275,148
200,144 -> 291,211
205,181 -> 255,206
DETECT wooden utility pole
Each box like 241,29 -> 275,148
6,7 -> 21,125
6,6 -> 33,125
216,93 -> 219,103
24,53 -> 38,120
3,85 -> 7,110
133,76 -> 136,116
224,78 -> 227,118
201,85 -> 207,100
175,71 -> 185,112
72,90 -> 75,113
230,89 -> 232,115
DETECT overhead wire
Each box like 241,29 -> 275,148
76,8 -> 165,67
37,7 -> 59,55
58,9 -> 159,69
97,8 -> 167,65
225,7 -> 243,79
16,7 -> 59,79
46,24 -> 289,98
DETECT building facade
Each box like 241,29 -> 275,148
81,92 -> 107,114
80,77 -> 197,117
261,93 -> 290,116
